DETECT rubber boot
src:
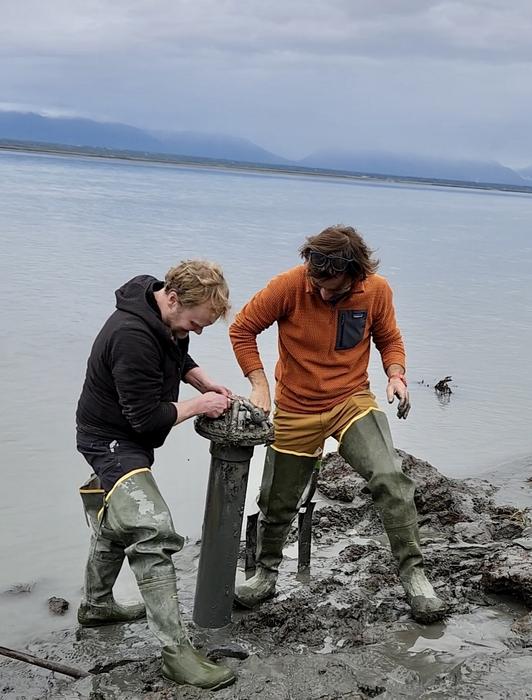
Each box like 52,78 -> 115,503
339,409 -> 447,623
388,525 -> 448,623
234,447 -> 317,608
78,474 -> 146,626
105,470 -> 235,690
138,576 -> 235,691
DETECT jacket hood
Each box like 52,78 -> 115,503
115,275 -> 172,343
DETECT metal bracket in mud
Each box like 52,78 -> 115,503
194,395 -> 274,447
297,468 -> 318,574
245,467 -> 319,576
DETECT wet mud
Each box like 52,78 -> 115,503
1,451 -> 531,699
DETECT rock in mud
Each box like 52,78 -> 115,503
206,641 -> 249,661
317,453 -> 363,502
482,545 -> 532,606
48,596 -> 70,615
511,612 -> 532,647
398,450 -> 496,531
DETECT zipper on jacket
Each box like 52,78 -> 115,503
338,311 -> 345,348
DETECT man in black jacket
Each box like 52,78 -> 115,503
76,261 -> 235,691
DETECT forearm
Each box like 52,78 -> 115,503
247,368 -> 268,388
247,369 -> 272,413
373,281 -> 406,374
229,334 -> 264,378
172,396 -> 203,425
229,281 -> 288,376
184,366 -> 212,393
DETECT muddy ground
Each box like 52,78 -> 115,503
1,450 -> 532,699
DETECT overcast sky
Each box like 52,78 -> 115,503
2,0 -> 532,165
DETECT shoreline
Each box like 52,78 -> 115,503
2,141 -> 532,195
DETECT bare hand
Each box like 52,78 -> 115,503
198,391 -> 231,418
202,382 -> 232,398
250,385 -> 271,415
386,377 -> 411,419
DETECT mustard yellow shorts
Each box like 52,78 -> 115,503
273,391 -> 381,457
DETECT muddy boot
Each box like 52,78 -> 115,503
78,474 -> 146,627
161,646 -> 235,691
137,576 -> 235,690
77,598 -> 146,627
339,409 -> 447,623
105,470 -> 235,690
234,447 -> 316,608
233,520 -> 287,608
388,524 -> 448,623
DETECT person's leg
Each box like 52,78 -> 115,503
104,469 -> 235,690
76,434 -> 157,626
234,408 -> 320,608
78,473 -> 145,626
336,403 -> 447,623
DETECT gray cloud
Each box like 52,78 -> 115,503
3,1 -> 532,62
1,1 -> 532,165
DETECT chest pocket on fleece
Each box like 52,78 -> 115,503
335,310 -> 367,350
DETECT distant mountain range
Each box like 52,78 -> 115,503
301,149 -> 529,187
1,110 -> 531,187
0,111 -> 287,165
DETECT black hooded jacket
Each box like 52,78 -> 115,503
76,275 -> 198,448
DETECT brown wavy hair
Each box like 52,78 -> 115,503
164,260 -> 230,320
299,224 -> 379,281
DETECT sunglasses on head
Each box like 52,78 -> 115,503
308,251 -> 353,273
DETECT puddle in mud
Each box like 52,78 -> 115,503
390,604 -> 525,683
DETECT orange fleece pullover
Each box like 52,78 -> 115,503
229,265 -> 406,414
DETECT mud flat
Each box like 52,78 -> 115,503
1,451 -> 531,699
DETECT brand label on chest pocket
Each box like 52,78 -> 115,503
335,310 -> 367,350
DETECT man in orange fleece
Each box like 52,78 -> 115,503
229,224 -> 446,623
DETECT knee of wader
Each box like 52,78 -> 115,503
257,500 -> 297,526
257,449 -> 317,524
105,471 -> 185,555
126,511 -> 185,558
369,469 -> 416,497
124,528 -> 185,584
89,531 -> 124,558
339,409 -> 402,477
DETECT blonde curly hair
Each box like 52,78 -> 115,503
164,260 -> 230,320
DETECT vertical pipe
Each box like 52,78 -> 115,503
245,512 -> 259,576
193,442 -> 254,628
297,501 -> 315,573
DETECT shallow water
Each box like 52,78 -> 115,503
1,150 -> 531,648
391,604 -> 525,683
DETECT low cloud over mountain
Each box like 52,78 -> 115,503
300,149 -> 527,187
0,111 -> 287,165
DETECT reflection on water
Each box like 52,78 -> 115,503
1,151 -> 532,647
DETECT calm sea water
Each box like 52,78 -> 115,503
1,151 -> 531,646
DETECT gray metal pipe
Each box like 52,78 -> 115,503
192,398 -> 274,629
193,442 -> 254,628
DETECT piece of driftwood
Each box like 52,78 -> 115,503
0,644 -> 91,678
